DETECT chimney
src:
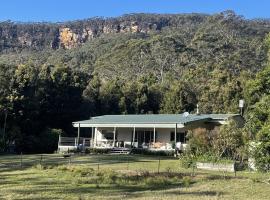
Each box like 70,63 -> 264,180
239,99 -> 244,116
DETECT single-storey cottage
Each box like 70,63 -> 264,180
58,113 -> 243,152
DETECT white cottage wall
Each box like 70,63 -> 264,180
94,127 -> 188,144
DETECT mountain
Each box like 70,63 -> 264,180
1,11 -> 269,78
0,13 -> 208,52
1,11 -> 270,152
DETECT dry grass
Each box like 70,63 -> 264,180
0,154 -> 269,200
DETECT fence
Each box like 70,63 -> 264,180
0,153 -> 239,177
58,137 -> 92,152
0,153 -> 183,173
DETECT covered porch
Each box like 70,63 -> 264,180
59,114 -> 237,153
66,121 -> 188,152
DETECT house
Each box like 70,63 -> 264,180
58,113 -> 243,152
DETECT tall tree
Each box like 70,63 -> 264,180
160,81 -> 197,114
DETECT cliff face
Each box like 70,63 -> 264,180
59,27 -> 79,49
0,13 -> 207,52
1,12 -> 268,53
57,21 -> 155,49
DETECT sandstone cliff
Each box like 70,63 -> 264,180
0,13 -> 208,52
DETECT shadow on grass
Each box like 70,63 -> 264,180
1,195 -> 57,200
165,190 -> 225,196
2,166 -> 234,200
7,182 -> 224,200
56,183 -> 184,197
7,172 -> 187,199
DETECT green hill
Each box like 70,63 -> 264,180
0,11 -> 270,152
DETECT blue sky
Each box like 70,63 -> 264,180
1,0 -> 270,22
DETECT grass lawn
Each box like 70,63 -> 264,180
0,154 -> 269,200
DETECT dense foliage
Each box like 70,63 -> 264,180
244,65 -> 270,171
185,121 -> 247,163
184,31 -> 270,171
0,11 -> 270,157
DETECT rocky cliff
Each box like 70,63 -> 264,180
1,12 -> 269,53
58,21 -> 157,49
0,13 -> 208,52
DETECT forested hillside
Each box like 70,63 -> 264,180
0,10 -> 270,153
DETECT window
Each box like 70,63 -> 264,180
170,132 -> 175,142
170,132 -> 187,143
102,130 -> 114,140
145,131 -> 155,143
134,130 -> 156,143
180,132 -> 187,143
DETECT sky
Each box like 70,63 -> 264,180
1,0 -> 270,22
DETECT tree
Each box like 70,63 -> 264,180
150,35 -> 180,83
119,81 -> 150,114
245,65 -> 270,105
9,64 -> 89,152
160,81 -> 197,114
213,121 -> 246,160
187,121 -> 247,161
253,124 -> 270,172
100,79 -> 122,114
244,96 -> 270,138
186,128 -> 215,155
83,75 -> 102,116
0,63 -> 16,150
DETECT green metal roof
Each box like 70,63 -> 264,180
73,114 -> 239,125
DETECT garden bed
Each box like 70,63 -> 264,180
196,162 -> 235,172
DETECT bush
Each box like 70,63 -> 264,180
179,151 -> 235,169
131,148 -> 174,156
57,165 -> 94,175
85,148 -> 110,154
252,125 -> 270,172
144,176 -> 170,187
196,154 -> 234,164
52,165 -> 191,187
75,168 -> 94,177
187,128 -> 214,154
179,153 -> 197,169
98,170 -> 118,184
137,169 -> 150,177
16,128 -> 61,153
182,176 -> 192,187
214,121 -> 246,160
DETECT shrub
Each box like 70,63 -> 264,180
96,170 -> 118,184
17,128 -> 61,153
214,121 -> 246,160
131,148 -> 174,156
85,148 -> 110,154
137,169 -> 150,177
187,121 -> 247,161
57,165 -> 69,171
187,128 -> 214,154
74,168 -> 94,177
182,176 -> 192,187
179,153 -> 197,169
196,153 -> 234,164
33,164 -> 45,170
252,125 -> 270,172
144,176 -> 170,187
